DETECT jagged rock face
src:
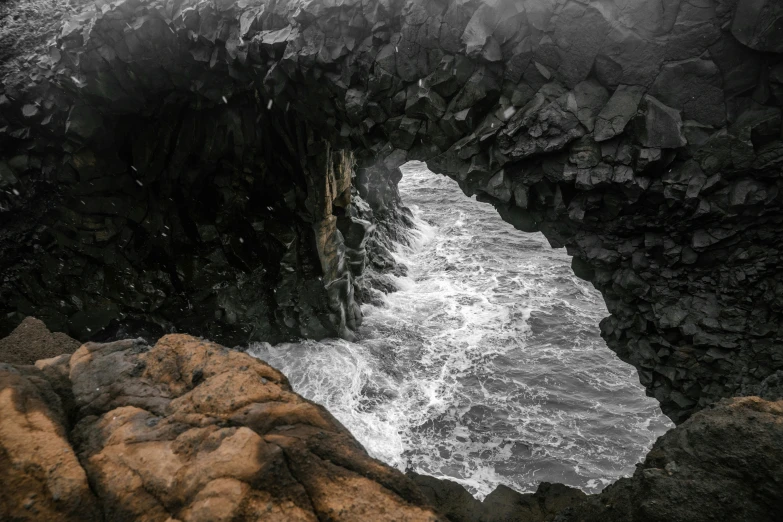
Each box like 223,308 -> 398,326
560,396 -> 783,522
0,333 -> 444,521
0,0 -> 782,423
0,89 -> 402,345
415,396 -> 783,522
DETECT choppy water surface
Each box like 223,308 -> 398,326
248,162 -> 672,498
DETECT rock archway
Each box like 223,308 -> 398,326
1,0 -> 782,423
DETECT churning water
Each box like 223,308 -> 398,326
248,161 -> 672,498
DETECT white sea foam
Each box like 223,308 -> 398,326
247,162 -> 672,499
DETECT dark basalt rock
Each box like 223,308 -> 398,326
559,396 -> 783,522
409,473 -> 587,522
0,0 -> 781,427
415,397 -> 783,522
731,0 -> 783,54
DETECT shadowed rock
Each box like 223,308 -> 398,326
412,397 -> 783,522
0,0 -> 781,428
559,397 -> 783,522
0,363 -> 100,521
409,474 -> 587,522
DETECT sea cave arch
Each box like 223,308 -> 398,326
0,0 -> 782,424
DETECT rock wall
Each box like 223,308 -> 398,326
0,67 -> 406,345
1,0 -> 782,422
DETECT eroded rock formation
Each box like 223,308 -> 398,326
0,316 -> 81,365
0,331 -> 444,521
414,396 -> 783,522
560,396 -> 783,522
2,323 -> 781,521
1,1 -> 782,427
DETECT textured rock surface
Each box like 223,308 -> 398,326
0,316 -> 80,365
0,331 -> 444,521
559,396 -> 783,522
413,397 -> 783,522
0,362 -> 100,521
409,474 -> 587,522
0,0 -> 782,425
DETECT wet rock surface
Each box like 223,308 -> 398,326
413,397 -> 783,522
0,0 -> 781,426
2,322 -> 782,521
0,329 -> 444,521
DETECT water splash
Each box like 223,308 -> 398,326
248,162 -> 672,499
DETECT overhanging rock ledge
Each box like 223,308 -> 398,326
0,0 -> 782,424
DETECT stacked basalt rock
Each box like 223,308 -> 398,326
0,0 -> 781,424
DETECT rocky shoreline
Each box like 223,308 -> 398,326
1,0 -> 782,423
0,321 -> 443,521
1,0 -> 782,519
1,320 -> 781,521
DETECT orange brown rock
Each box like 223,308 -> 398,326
0,364 -> 100,521
1,333 -> 444,521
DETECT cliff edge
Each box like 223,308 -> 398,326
2,322 -> 781,521
0,324 -> 444,521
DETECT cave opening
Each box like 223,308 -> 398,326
1,0 -> 782,517
248,160 -> 673,498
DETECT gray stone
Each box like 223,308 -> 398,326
572,80 -> 610,132
65,105 -> 103,140
650,57 -> 726,127
405,86 -> 446,120
731,0 -> 783,53
634,95 -> 687,149
594,85 -> 646,142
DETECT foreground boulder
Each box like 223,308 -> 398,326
0,316 -> 80,365
0,333 -> 443,521
0,363 -> 100,521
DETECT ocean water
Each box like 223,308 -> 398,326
248,161 -> 672,499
